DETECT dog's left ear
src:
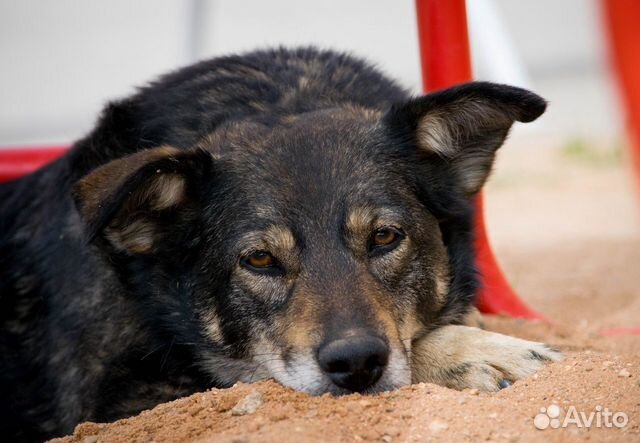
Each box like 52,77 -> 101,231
72,146 -> 213,254
384,82 -> 546,196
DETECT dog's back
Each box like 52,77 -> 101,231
0,158 -> 87,441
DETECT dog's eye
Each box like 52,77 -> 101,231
373,228 -> 397,246
242,251 -> 280,273
369,227 -> 404,255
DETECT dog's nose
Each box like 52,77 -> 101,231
317,335 -> 389,392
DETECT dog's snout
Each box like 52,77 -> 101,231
317,335 -> 389,392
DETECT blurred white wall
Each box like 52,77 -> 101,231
487,0 -> 622,142
0,0 -> 194,145
0,0 -> 623,147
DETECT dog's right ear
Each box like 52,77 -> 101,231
72,146 -> 213,254
384,82 -> 546,200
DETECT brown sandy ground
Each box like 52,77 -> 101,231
52,142 -> 640,443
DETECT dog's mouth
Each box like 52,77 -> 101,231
199,331 -> 413,395
251,343 -> 412,396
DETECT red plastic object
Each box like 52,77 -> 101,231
415,0 -> 544,319
599,0 -> 640,336
602,0 -> 640,193
0,146 -> 68,183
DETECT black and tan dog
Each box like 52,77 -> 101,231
0,47 -> 560,442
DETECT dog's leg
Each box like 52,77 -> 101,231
411,324 -> 562,391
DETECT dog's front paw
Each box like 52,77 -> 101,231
411,325 -> 562,392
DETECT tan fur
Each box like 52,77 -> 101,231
351,273 -> 411,366
417,101 -> 511,154
120,172 -> 186,215
235,225 -> 298,277
106,219 -> 156,254
75,146 -> 181,223
433,263 -> 450,304
340,104 -> 384,121
461,306 -> 485,329
150,174 -> 186,210
248,101 -> 269,113
297,75 -> 310,90
345,205 -> 376,245
263,225 -> 296,254
73,146 -> 199,254
285,313 -> 320,350
252,205 -> 280,219
397,312 -> 422,356
416,112 -> 456,157
415,100 -> 517,195
345,206 -> 404,250
411,324 -> 562,391
201,311 -> 224,344
282,284 -> 323,350
456,152 -> 494,193
280,114 -> 300,125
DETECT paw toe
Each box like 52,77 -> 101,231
529,345 -> 563,363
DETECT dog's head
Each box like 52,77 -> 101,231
73,82 -> 545,394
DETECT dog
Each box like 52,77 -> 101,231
0,47 -> 561,442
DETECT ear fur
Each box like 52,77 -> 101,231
72,146 -> 213,254
385,81 -> 546,196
